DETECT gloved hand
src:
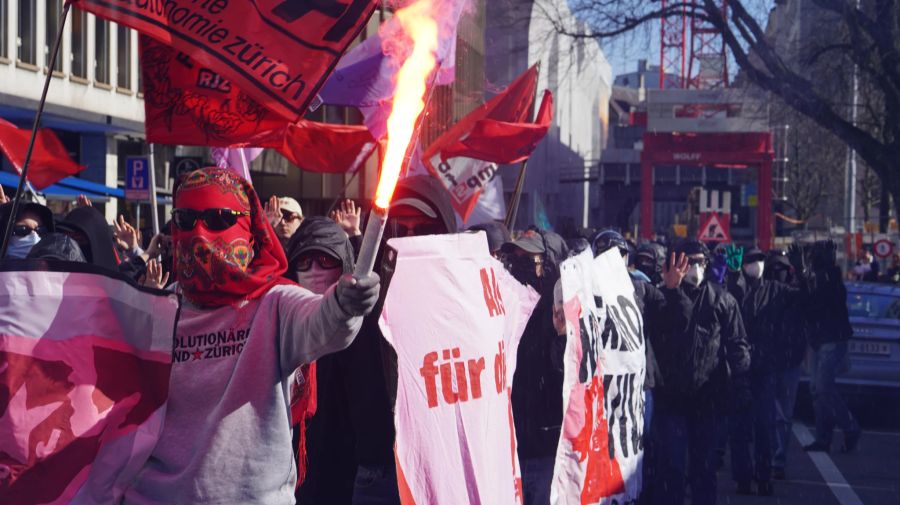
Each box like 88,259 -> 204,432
732,374 -> 753,413
335,273 -> 381,317
724,243 -> 744,272
788,243 -> 808,275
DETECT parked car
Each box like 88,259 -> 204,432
843,282 -> 900,391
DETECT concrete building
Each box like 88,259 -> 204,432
485,0 -> 612,233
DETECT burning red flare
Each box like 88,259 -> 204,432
374,0 -> 439,209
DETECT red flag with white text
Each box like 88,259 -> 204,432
0,119 -> 85,189
72,0 -> 379,120
0,263 -> 179,504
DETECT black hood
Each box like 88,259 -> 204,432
539,230 -> 569,270
58,207 -> 118,270
26,233 -> 86,262
0,201 -> 55,233
468,221 -> 511,253
286,216 -> 355,275
390,175 -> 458,234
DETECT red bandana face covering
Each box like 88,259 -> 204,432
173,168 -> 288,307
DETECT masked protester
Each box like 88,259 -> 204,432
285,217 -> 359,505
650,238 -> 751,505
500,230 -> 562,505
593,231 -> 691,505
339,176 -> 456,505
796,241 -> 861,454
723,247 -> 808,493
57,206 -> 119,270
0,201 -> 54,259
122,168 -> 379,504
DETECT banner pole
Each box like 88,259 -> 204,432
504,160 -> 528,231
0,3 -> 71,258
148,144 -> 160,235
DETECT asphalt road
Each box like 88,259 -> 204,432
713,389 -> 900,505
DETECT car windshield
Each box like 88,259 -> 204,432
847,292 -> 900,320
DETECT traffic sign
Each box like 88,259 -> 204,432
173,156 -> 204,178
698,212 -> 731,242
125,157 -> 150,200
873,239 -> 894,259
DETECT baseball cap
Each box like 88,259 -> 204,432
501,235 -> 546,255
278,197 -> 303,218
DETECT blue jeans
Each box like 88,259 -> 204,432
651,399 -> 719,505
810,342 -> 859,445
352,464 -> 400,505
729,371 -> 776,484
773,366 -> 801,469
521,456 -> 555,505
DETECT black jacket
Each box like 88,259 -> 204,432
806,266 -> 853,349
631,277 -> 692,389
654,281 -> 751,410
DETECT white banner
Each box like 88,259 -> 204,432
551,249 -> 646,505
379,232 -> 539,505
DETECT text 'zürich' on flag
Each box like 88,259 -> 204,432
378,233 -> 539,505
552,249 -> 646,505
70,0 -> 380,120
0,262 -> 179,504
140,36 -> 376,174
423,64 -> 553,221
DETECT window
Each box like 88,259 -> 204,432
46,0 -> 64,72
116,25 -> 131,89
0,0 -> 7,60
17,0 -> 36,64
94,18 -> 110,84
70,8 -> 88,78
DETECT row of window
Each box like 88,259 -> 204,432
1,0 -> 136,90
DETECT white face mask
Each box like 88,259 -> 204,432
7,232 -> 41,259
743,261 -> 765,280
297,264 -> 342,295
684,264 -> 705,287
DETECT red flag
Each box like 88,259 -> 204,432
0,118 -> 85,189
422,65 -> 552,220
72,0 -> 379,120
141,37 -> 376,173
0,266 -> 178,504
441,90 -> 553,164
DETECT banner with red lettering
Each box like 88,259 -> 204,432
73,0 -> 379,120
0,261 -> 179,504
379,233 -> 539,505
551,249 -> 646,505
0,119 -> 85,189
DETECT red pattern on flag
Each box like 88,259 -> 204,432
0,119 -> 85,189
72,0 -> 379,120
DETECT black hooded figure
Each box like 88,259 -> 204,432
0,201 -> 55,259
341,176 -> 457,505
25,233 -> 86,262
57,206 -> 119,270
285,217 -> 359,505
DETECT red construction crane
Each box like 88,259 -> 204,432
660,0 -> 729,89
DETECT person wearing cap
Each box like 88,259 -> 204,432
725,246 -> 811,490
266,195 -> 305,249
0,201 -> 55,259
650,238 -> 751,505
468,221 -> 511,258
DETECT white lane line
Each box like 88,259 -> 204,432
793,423 -> 865,505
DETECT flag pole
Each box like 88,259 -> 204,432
0,3 -> 70,258
147,144 -> 160,235
504,159 -> 528,231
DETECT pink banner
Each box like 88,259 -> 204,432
379,233 -> 539,505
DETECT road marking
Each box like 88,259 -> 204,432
793,424 -> 865,505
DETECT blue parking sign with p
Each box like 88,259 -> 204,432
126,157 -> 150,200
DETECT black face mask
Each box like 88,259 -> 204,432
636,259 -> 661,284
507,255 -> 542,289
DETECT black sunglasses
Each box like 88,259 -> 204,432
280,210 -> 301,222
12,224 -> 47,237
295,253 -> 342,272
172,208 -> 250,231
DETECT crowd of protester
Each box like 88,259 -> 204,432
0,170 -> 864,505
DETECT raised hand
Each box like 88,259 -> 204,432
264,195 -> 281,228
663,252 -> 689,289
140,258 -> 170,289
114,215 -> 141,252
0,185 -> 8,204
76,194 -> 92,207
331,199 -> 362,237
724,243 -> 744,272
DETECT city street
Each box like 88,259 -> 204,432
715,394 -> 900,505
